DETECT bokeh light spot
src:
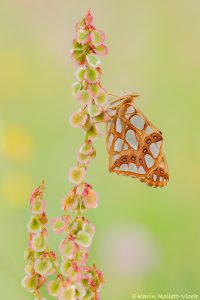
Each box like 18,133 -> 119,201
102,224 -> 160,278
2,125 -> 34,162
1,171 -> 34,207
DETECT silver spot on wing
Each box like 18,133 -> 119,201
129,163 -> 137,173
138,165 -> 146,174
108,134 -> 114,151
116,117 -> 122,133
159,177 -> 164,183
153,174 -> 157,182
130,115 -> 145,130
126,105 -> 135,114
145,126 -> 153,135
123,143 -> 129,150
125,106 -> 135,119
149,142 -> 160,158
114,138 -> 123,152
144,154 -> 155,168
125,129 -> 138,150
119,164 -> 129,171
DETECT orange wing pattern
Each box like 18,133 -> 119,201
106,94 -> 169,187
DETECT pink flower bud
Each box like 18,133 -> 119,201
61,192 -> 78,211
21,275 -> 37,292
82,186 -> 99,209
37,274 -> 46,289
30,233 -> 48,252
76,29 -> 90,45
87,124 -> 102,140
70,50 -> 86,65
80,251 -> 89,265
84,68 -> 99,83
51,217 -> 67,234
91,30 -> 105,46
79,140 -> 93,156
68,166 -> 86,185
30,199 -> 46,215
59,239 -> 77,260
84,9 -> 93,26
77,152 -> 90,165
34,257 -> 52,275
46,280 -> 62,297
95,44 -> 108,56
59,285 -> 76,300
69,110 -> 88,128
77,89 -> 93,105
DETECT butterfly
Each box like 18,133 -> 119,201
106,93 -> 169,187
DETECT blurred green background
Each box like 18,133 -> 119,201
1,1 -> 200,299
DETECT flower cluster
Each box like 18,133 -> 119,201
23,10 -> 106,300
53,9 -> 106,298
61,182 -> 99,212
23,180 -> 103,299
50,207 -> 103,300
69,9 -> 109,144
22,181 -> 59,300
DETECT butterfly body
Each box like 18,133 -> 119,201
106,94 -> 169,187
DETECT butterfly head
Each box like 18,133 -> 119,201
108,91 -> 140,109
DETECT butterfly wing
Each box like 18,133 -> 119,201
106,98 -> 169,187
142,155 -> 169,187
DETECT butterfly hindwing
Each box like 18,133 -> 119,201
142,156 -> 169,187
